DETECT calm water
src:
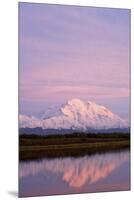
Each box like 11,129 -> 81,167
19,150 -> 130,197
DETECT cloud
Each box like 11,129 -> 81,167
20,84 -> 129,102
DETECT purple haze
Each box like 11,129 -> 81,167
19,3 -> 130,120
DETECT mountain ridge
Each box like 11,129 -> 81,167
19,98 -> 129,132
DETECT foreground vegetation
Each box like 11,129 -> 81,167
19,132 -> 130,160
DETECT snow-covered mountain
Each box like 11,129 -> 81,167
19,99 -> 129,132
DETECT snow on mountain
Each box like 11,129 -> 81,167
19,115 -> 42,128
40,105 -> 62,120
19,98 -> 129,130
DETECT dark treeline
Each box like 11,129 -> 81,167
19,132 -> 130,161
20,132 -> 130,139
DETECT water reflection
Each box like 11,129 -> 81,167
19,150 -> 130,197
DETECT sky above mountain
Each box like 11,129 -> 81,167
19,3 -> 130,119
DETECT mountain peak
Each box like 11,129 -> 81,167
67,98 -> 84,105
62,98 -> 113,118
67,98 -> 97,108
19,99 -> 129,131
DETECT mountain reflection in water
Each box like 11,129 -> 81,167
19,150 -> 130,197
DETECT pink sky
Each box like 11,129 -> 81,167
19,3 -> 130,119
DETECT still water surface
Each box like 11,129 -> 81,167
19,150 -> 130,197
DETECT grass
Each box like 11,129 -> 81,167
19,132 -> 130,160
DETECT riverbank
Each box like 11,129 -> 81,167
19,133 -> 130,160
